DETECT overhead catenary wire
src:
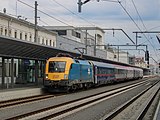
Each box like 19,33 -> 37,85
131,0 -> 147,30
130,0 -> 159,61
101,0 -> 119,3
39,18 -> 50,26
16,0 -> 158,62
17,0 -> 72,26
51,0 -> 96,26
117,0 -> 159,61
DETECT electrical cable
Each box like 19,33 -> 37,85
17,0 -> 72,26
117,0 -> 159,61
131,0 -> 160,60
131,0 -> 147,30
51,0 -> 96,26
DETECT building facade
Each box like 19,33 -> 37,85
0,11 -> 140,89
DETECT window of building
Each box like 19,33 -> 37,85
14,31 -> 17,38
53,41 -> 55,47
0,62 -> 2,76
97,34 -> 102,46
50,40 -> 52,46
38,37 -> 40,43
76,32 -> 81,38
0,27 -> 3,35
20,32 -> 22,39
46,39 -> 48,45
87,39 -> 91,45
72,30 -> 81,38
9,29 -> 11,37
25,33 -> 27,40
5,28 -> 7,36
56,30 -> 67,35
29,34 -> 32,41
42,38 -> 44,45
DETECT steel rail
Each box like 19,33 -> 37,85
101,80 -> 160,120
136,85 -> 160,120
0,94 -> 55,109
6,80 -> 147,120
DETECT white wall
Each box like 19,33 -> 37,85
0,16 -> 57,47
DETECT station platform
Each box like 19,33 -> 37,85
0,86 -> 43,101
154,100 -> 160,120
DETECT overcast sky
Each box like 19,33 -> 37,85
0,0 -> 160,64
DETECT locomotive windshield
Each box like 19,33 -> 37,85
48,61 -> 66,73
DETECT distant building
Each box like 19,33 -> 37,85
134,57 -> 147,68
43,26 -> 105,48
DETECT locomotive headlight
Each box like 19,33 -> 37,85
64,74 -> 68,79
45,74 -> 48,79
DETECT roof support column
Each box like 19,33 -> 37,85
94,34 -> 96,56
42,60 -> 46,85
11,58 -> 14,88
85,30 -> 87,54
6,59 -> 10,89
2,57 -> 5,89
35,60 -> 38,85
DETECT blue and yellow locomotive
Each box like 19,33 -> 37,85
44,54 -> 143,92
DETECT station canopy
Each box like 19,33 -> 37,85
0,35 -> 144,69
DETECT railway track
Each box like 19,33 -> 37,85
5,80 -> 151,120
101,80 -> 160,120
0,94 -> 56,109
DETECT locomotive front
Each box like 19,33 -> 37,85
44,57 -> 74,91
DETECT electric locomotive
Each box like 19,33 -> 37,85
44,54 -> 143,92
44,55 -> 94,92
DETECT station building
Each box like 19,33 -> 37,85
0,12 -> 57,89
0,12 -> 147,90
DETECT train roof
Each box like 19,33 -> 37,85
74,59 -> 91,65
49,53 -> 144,70
82,54 -> 144,70
48,56 -> 91,65
91,61 -> 115,68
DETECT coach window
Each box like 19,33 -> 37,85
117,69 -> 120,74
97,68 -> 100,74
115,69 -> 118,74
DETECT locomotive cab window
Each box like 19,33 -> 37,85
49,61 -> 66,72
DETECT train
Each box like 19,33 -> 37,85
44,54 -> 143,92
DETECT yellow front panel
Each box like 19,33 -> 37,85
45,57 -> 73,81
48,73 -> 65,81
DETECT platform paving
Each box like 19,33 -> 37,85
0,87 -> 43,101
154,99 -> 160,120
